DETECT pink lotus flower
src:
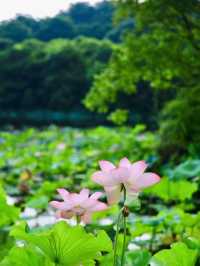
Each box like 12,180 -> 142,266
92,157 -> 160,205
50,188 -> 107,224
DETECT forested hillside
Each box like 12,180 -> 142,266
0,1 -> 137,126
0,37 -> 114,125
0,1 -> 131,44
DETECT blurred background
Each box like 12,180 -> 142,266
0,0 -> 199,158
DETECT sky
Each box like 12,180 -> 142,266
0,0 -> 101,22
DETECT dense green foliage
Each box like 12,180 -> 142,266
0,126 -> 200,265
0,1 -> 138,126
85,0 -> 200,153
0,1 -> 131,43
0,37 -> 113,125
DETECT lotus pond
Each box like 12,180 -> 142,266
0,125 -> 200,266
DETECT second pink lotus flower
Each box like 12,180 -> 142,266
50,188 -> 107,223
92,157 -> 160,205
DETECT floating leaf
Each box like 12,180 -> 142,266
145,177 -> 198,201
0,185 -> 19,228
171,160 -> 200,180
126,249 -> 151,266
150,242 -> 198,266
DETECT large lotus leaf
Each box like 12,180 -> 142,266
11,221 -> 112,266
170,160 -> 200,180
0,246 -> 51,266
150,242 -> 198,266
0,235 -> 14,262
126,250 -> 151,266
0,185 -> 19,228
145,177 -> 198,201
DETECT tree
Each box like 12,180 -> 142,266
0,38 -> 14,50
85,0 -> 200,153
0,1 -> 133,43
0,39 -> 46,109
36,17 -> 76,41
0,38 -> 113,119
68,2 -> 95,24
42,45 -> 87,110
0,19 -> 32,42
